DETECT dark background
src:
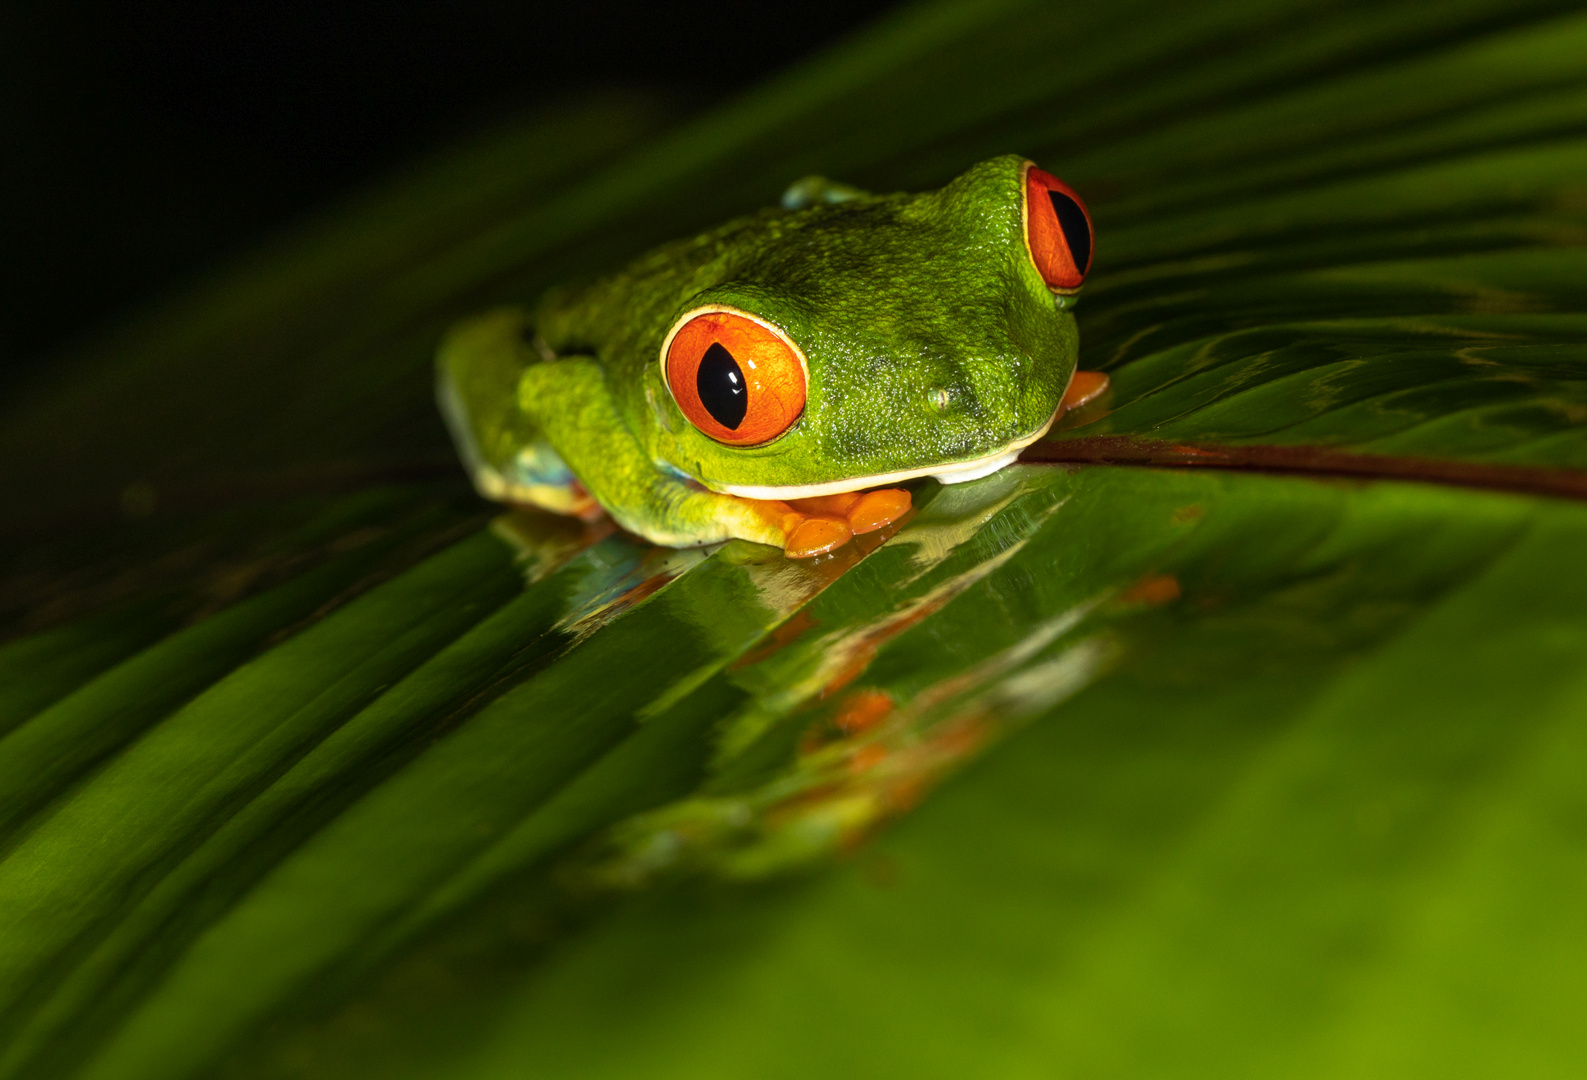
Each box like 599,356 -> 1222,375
2,0 -> 901,381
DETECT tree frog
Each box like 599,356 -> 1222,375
437,154 -> 1102,558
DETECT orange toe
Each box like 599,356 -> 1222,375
846,488 -> 912,533
739,489 -> 908,557
1060,370 -> 1109,413
735,497 -> 807,550
788,492 -> 863,517
785,516 -> 853,558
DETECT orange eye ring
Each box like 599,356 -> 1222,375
1024,163 -> 1093,293
661,306 -> 808,446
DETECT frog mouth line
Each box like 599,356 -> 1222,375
710,408 -> 1060,501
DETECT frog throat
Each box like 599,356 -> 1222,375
707,407 -> 1058,501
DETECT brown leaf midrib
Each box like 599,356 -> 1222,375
1021,435 -> 1587,501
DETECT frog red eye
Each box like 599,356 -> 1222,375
1024,165 -> 1093,293
663,307 -> 808,446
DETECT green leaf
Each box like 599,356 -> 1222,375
299,468 -> 1587,1080
3,1 -> 1587,1078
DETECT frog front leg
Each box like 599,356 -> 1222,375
437,309 -> 601,520
517,356 -> 770,548
520,359 -> 907,556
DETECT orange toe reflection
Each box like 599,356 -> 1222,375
846,488 -> 912,533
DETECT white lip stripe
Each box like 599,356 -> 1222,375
934,449 -> 1020,485
710,408 -> 1058,501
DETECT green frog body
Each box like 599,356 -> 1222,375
437,154 -> 1099,557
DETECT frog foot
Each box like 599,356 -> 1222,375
1059,370 -> 1109,414
737,488 -> 914,559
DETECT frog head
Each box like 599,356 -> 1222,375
650,154 -> 1093,498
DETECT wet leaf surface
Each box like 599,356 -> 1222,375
3,1 -> 1587,1077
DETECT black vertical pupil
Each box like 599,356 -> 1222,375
1048,189 -> 1092,275
697,342 -> 748,430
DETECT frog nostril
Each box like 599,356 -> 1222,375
928,387 -> 952,413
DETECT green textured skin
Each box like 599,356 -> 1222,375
438,154 -> 1079,546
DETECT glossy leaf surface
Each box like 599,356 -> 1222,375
3,1 -> 1587,1078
